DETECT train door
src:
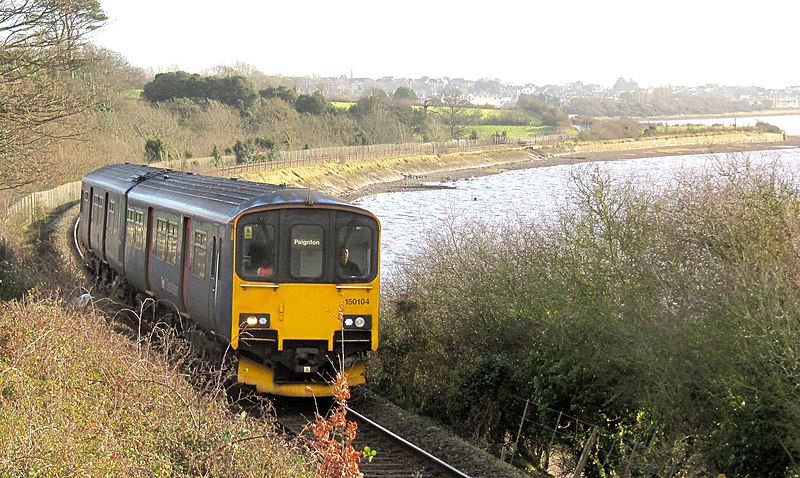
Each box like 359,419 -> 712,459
90,190 -> 106,257
144,207 -> 154,292
208,224 -> 220,323
101,192 -> 109,259
180,216 -> 191,312
86,188 -> 94,251
81,187 -> 92,250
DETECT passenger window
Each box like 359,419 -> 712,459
126,209 -> 136,246
337,224 -> 371,279
165,222 -> 178,265
290,225 -> 323,278
155,218 -> 167,260
107,201 -> 116,235
192,230 -> 208,278
135,211 -> 144,249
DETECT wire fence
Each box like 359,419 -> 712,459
486,390 -> 692,477
214,137 -> 538,176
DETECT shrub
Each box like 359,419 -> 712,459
233,137 -> 278,164
0,258 -> 28,300
145,138 -> 169,163
576,117 -> 646,140
755,120 -> 782,133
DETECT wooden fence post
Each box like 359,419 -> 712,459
573,427 -> 598,478
509,398 -> 530,464
544,410 -> 563,471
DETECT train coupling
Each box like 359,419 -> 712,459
293,347 -> 322,374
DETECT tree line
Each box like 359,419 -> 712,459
566,84 -> 770,117
138,70 -> 573,164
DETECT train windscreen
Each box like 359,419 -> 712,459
236,209 -> 377,283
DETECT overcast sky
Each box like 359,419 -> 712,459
91,0 -> 799,89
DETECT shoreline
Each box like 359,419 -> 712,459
344,135 -> 800,200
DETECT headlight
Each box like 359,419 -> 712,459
342,314 -> 371,329
240,313 -> 270,329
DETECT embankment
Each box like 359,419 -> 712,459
241,131 -> 791,199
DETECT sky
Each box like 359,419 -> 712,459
91,0 -> 799,89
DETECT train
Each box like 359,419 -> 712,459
77,163 -> 380,397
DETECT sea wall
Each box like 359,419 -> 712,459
240,132 -> 785,197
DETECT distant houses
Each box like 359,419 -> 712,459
291,73 -> 799,110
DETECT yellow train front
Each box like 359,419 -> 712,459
78,164 -> 379,397
232,205 -> 380,397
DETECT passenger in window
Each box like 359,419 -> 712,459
339,247 -> 362,276
249,242 -> 274,277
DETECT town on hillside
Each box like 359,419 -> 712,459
286,73 -> 800,109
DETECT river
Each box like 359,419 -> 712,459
355,144 -> 800,274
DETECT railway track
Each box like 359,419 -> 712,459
273,397 -> 472,478
348,407 -> 472,478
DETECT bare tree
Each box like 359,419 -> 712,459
0,0 -> 106,191
436,88 -> 478,139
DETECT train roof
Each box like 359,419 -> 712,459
80,163 -> 169,194
82,163 -> 364,223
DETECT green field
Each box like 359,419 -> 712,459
467,124 -> 554,139
332,102 -> 545,138
335,102 -> 505,121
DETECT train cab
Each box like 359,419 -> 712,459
232,205 -> 380,397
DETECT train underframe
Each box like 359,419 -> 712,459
236,330 -> 371,397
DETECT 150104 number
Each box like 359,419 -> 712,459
345,298 -> 370,306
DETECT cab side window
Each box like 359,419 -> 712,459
238,222 -> 276,280
337,224 -> 371,279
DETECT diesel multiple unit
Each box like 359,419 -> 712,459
78,163 -> 380,396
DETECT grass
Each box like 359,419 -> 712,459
0,293 -> 312,477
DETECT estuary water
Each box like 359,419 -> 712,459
355,146 -> 800,273
656,113 -> 800,135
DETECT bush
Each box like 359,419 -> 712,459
0,258 -> 28,300
576,117 -> 646,140
756,120 -> 782,133
232,137 -> 278,164
145,138 -> 169,163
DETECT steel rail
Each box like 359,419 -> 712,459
346,407 -> 473,478
73,217 -> 84,260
